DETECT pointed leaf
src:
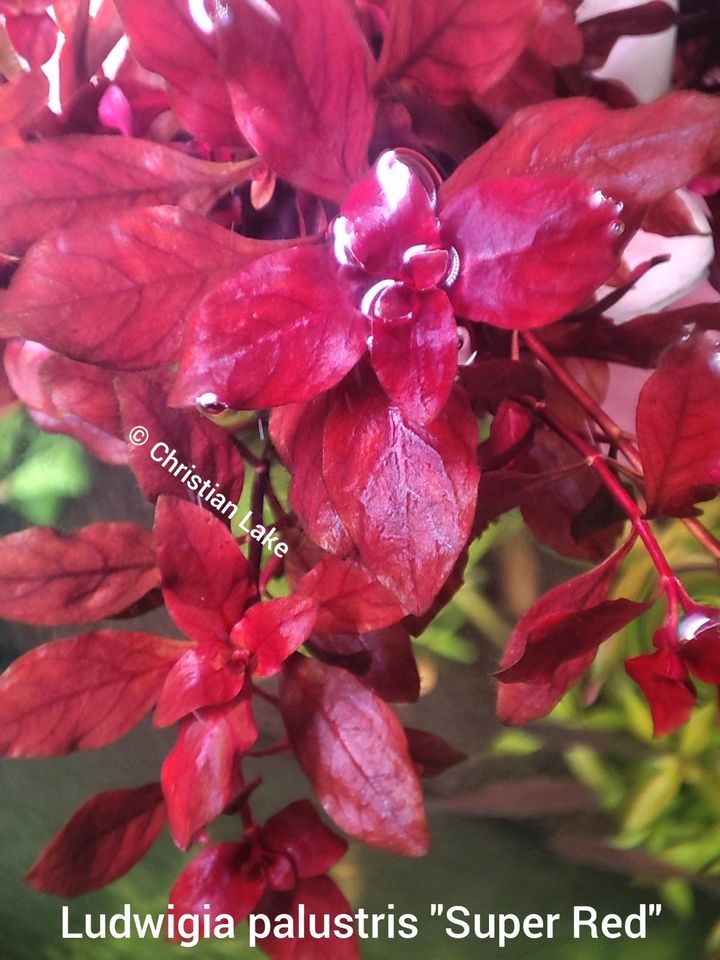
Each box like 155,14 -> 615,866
280,656 -> 429,856
0,135 -> 255,256
442,93 -> 720,208
404,728 -> 467,777
0,631 -> 186,757
230,596 -> 317,678
154,496 -> 254,645
637,335 -> 720,517
213,0 -> 375,201
376,0 -> 539,104
625,649 -> 696,737
323,373 -> 479,615
441,176 -> 624,329
26,784 -> 165,896
162,697 -> 257,849
171,246 -> 367,410
115,0 -> 241,144
154,647 -> 245,728
261,800 -> 347,879
0,207 -> 284,369
169,843 -> 263,925
0,522 -> 159,625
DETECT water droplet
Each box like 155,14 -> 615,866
441,245 -> 460,288
614,200 -> 624,215
196,392 -> 228,415
591,189 -> 609,207
391,148 -> 442,205
329,216 -> 362,268
678,613 -> 717,642
610,221 -> 625,236
360,280 -> 411,321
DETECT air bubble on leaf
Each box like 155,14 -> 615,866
591,189 -> 609,207
441,245 -> 460,288
196,392 -> 229,415
614,200 -> 624,215
360,279 -> 410,321
457,326 -> 475,366
392,148 -> 442,206
610,221 -> 625,236
678,613 -> 716,642
329,216 -> 362,268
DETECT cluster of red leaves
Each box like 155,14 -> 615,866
0,0 -> 720,954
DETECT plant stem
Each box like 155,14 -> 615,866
248,451 -> 270,591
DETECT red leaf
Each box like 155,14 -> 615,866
115,0 -> 241,145
322,373 -> 479,615
580,1 -> 676,72
0,69 -> 49,134
213,0 -> 375,201
270,396 -> 353,556
637,334 -> 720,517
376,0 -> 539,104
441,177 -> 624,329
154,497 -> 254,644
497,539 -> 637,723
230,596 -> 318,679
26,784 -> 165,896
162,697 -> 257,849
0,631 -> 186,757
171,246 -> 367,410
280,656 -> 429,856
625,649 -> 696,737
442,93 -> 720,208
0,207 -> 282,370
0,135 -> 255,256
297,556 -> 408,634
170,843 -> 264,924
6,12 -> 58,66
0,522 -> 159,625
370,286 -> 458,423
308,626 -> 420,704
681,624 -> 720,685
257,877 -> 361,960
117,370 -> 245,507
4,339 -> 127,465
404,728 -> 467,777
261,800 -> 347,880
154,647 -> 245,728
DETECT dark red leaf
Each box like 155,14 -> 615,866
497,539 -> 638,723
0,631 -> 186,757
4,339 -> 127,464
115,0 -> 241,144
213,0 -> 375,202
376,0 -> 539,104
682,624 -> 720,685
637,334 -> 720,517
117,370 -> 246,507
297,556 -> 408,634
26,784 -> 165,896
322,373 -> 479,615
0,136 -> 255,256
441,177 -> 624,329
0,522 -> 159,625
169,843 -> 264,924
162,697 -> 257,849
261,800 -> 347,880
0,207 -> 284,370
442,93 -> 720,209
370,286 -> 457,424
6,12 -> 58,66
404,728 -> 467,777
308,626 -> 420,703
580,2 -> 676,72
280,656 -> 429,856
270,396 -> 353,557
231,596 -> 318,678
256,877 -> 361,960
154,647 -> 245,728
154,496 -> 254,645
171,246 -> 367,410
625,649 -> 696,737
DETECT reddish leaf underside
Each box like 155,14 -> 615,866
376,0 -> 540,104
0,631 -> 186,757
0,522 -> 159,625
26,784 -> 166,896
637,335 -> 720,517
280,656 -> 429,857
